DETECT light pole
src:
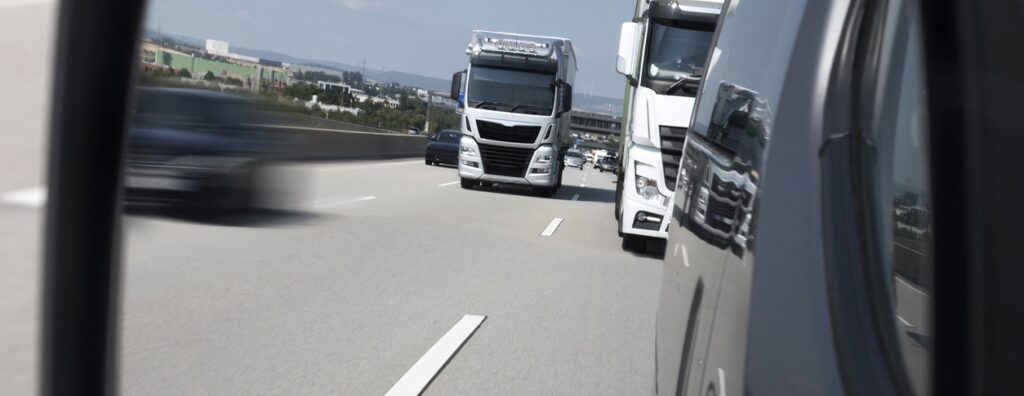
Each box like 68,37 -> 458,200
423,92 -> 431,134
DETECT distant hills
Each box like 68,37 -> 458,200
142,30 -> 624,115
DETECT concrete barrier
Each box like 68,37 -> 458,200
252,123 -> 428,162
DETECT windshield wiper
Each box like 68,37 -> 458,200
664,75 -> 702,95
473,101 -> 504,109
509,104 -> 552,114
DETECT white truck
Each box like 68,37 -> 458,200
449,30 -> 577,196
614,0 -> 723,242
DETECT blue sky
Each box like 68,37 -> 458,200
145,0 -> 634,99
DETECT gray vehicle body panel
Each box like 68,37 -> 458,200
655,0 -> 849,394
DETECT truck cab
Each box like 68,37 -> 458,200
451,31 -> 577,196
614,0 -> 723,240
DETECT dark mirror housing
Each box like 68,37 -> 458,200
450,71 -> 465,101
560,83 -> 573,114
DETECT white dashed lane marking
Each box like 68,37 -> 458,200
0,186 -> 46,208
385,314 -> 487,396
540,218 -> 563,237
438,181 -> 460,187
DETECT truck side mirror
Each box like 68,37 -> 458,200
560,84 -> 573,114
616,22 -> 641,78
450,71 -> 465,101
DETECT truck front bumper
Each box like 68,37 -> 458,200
458,137 -> 557,187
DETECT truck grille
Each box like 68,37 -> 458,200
706,174 -> 740,233
477,120 -> 542,143
478,143 -> 534,177
659,126 -> 687,191
706,198 -> 737,233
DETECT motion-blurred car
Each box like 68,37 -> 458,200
125,88 -> 279,211
425,130 -> 462,166
564,152 -> 586,169
407,127 -> 421,135
597,157 -> 619,173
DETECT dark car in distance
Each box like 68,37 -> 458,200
597,156 -> 619,173
425,129 -> 462,166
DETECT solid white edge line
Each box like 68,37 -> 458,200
311,195 -> 377,209
385,160 -> 426,166
385,314 -> 487,396
897,314 -> 916,328
895,275 -> 929,297
0,186 -> 47,208
540,218 -> 563,237
438,181 -> 460,187
571,194 -> 580,201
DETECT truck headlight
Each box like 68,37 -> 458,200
535,154 -> 552,164
636,175 -> 669,206
460,145 -> 478,157
696,186 -> 709,212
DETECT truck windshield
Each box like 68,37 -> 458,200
467,66 -> 555,115
644,20 -> 714,94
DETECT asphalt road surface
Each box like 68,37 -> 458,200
118,161 -> 663,394
0,1 -> 57,394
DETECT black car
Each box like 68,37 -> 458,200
597,156 -> 619,173
425,129 -> 461,166
125,88 -> 278,210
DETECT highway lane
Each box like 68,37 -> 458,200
120,159 -> 664,394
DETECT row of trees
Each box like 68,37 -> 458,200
283,82 -> 356,106
292,69 -> 366,86
313,101 -> 460,133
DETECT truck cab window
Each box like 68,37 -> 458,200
466,66 -> 555,115
643,20 -> 714,95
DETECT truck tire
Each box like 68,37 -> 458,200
425,157 -> 432,165
614,172 -> 624,220
460,178 -> 474,189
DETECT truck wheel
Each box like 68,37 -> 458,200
460,178 -> 474,189
425,157 -> 432,165
614,173 -> 624,220
536,187 -> 555,197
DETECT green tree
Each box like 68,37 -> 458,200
178,68 -> 192,79
203,71 -> 216,81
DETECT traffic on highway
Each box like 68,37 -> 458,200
3,0 -> 1022,394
